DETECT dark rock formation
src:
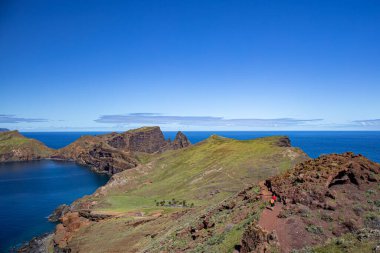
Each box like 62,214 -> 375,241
54,127 -> 191,174
122,127 -> 168,153
78,210 -> 113,221
171,131 -> 191,150
276,136 -> 291,147
48,204 -> 71,222
17,233 -> 53,253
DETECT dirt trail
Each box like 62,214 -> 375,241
257,181 -> 293,253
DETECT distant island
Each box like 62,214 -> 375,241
0,128 -> 9,132
1,127 -> 378,253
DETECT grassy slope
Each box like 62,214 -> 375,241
67,135 -> 308,252
0,131 -> 52,158
93,135 -> 307,213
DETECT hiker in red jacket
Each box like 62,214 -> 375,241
270,194 -> 277,207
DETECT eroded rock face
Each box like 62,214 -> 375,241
276,136 -> 291,147
266,152 -> 380,207
48,204 -> 71,222
122,127 -> 167,153
53,212 -> 90,250
54,127 -> 191,175
17,233 -> 53,253
171,131 -> 191,150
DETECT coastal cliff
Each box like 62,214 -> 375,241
0,131 -> 53,162
53,126 -> 191,174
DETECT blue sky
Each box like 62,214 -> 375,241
1,0 -> 379,131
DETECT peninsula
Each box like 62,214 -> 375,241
0,128 -> 378,252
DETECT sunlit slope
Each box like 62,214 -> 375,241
0,130 -> 53,161
89,135 -> 309,212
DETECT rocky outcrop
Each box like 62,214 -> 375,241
54,127 -> 190,175
276,136 -> 291,147
48,204 -> 71,222
53,212 -> 90,249
266,152 -> 380,207
262,152 -> 380,250
122,127 -> 168,153
240,224 -> 278,253
0,131 -> 53,162
170,131 -> 191,150
17,233 -> 53,253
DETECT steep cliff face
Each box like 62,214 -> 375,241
54,127 -> 191,174
0,131 -> 53,162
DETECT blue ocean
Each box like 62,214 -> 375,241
1,131 -> 380,252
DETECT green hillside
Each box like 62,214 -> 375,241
64,135 -> 309,252
0,131 -> 53,161
91,135 -> 306,212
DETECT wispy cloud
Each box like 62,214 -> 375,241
0,114 -> 47,123
352,119 -> 380,126
95,113 -> 322,128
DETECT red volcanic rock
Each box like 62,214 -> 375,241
266,152 -> 379,207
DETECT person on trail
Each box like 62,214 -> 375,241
270,194 -> 277,207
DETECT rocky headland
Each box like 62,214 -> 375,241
0,130 -> 53,162
52,126 -> 191,174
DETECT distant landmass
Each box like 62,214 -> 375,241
0,130 -> 52,162
0,128 -> 9,132
1,127 -> 378,252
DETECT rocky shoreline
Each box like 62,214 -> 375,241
15,233 -> 54,253
1,127 -> 191,252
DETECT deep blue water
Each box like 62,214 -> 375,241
0,161 -> 108,252
2,131 -> 379,252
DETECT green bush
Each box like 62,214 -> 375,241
305,225 -> 324,235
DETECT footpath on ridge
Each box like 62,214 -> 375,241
257,181 -> 293,253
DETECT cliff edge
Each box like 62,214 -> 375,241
53,126 -> 191,174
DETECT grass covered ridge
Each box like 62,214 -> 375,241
0,130 -> 53,158
84,135 -> 308,214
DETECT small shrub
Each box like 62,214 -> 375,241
305,224 -> 324,235
320,213 -> 333,222
353,205 -> 364,216
364,213 -> 380,229
366,189 -> 376,196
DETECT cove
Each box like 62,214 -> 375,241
0,160 -> 109,252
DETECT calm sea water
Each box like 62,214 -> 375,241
1,131 -> 379,252
0,161 -> 108,252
